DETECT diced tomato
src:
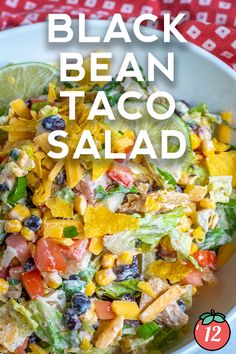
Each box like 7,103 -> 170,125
22,268 -> 44,299
63,239 -> 89,261
182,270 -> 204,287
107,165 -> 134,188
94,300 -> 116,320
15,338 -> 28,354
6,234 -> 31,264
9,266 -> 23,280
193,251 -> 217,271
34,238 -> 67,272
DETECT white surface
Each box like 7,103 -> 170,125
0,20 -> 236,353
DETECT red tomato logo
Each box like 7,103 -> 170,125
194,309 -> 231,351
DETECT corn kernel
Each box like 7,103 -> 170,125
217,243 -> 236,268
101,253 -> 116,268
8,204 -> 30,221
190,242 -> 198,255
95,268 -> 116,286
80,338 -> 93,350
21,226 -> 35,241
192,226 -> 205,240
74,195 -> 87,215
144,196 -> 159,212
89,237 -> 103,255
216,112 -> 233,144
0,278 -> 9,295
30,208 -> 42,218
117,252 -> 133,266
176,216 -> 192,233
199,198 -> 216,209
85,281 -> 96,296
42,272 -> 62,289
201,140 -> 215,157
190,132 -> 201,150
4,219 -> 22,233
29,344 -> 47,354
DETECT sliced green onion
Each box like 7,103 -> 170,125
7,177 -> 27,205
63,226 -> 79,238
8,278 -> 21,285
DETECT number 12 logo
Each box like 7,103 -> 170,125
194,309 -> 231,351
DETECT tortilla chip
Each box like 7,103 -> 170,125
146,260 -> 192,284
46,197 -> 73,218
84,206 -> 139,237
206,151 -> 236,187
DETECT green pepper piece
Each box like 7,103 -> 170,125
7,177 -> 27,205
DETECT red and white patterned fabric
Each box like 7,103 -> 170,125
0,0 -> 235,70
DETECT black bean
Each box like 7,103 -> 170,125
121,293 -> 135,301
25,99 -> 32,109
41,115 -> 66,132
28,332 -> 39,344
124,320 -> 141,327
177,300 -> 186,312
55,170 -> 66,186
175,185 -> 183,193
0,183 -> 8,192
63,308 -> 81,330
175,100 -> 189,116
71,293 -> 91,315
9,149 -> 20,161
68,274 -> 80,281
23,257 -> 35,272
155,247 -> 162,260
114,257 -> 139,282
24,215 -> 42,232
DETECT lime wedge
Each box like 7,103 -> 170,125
0,62 -> 59,105
109,102 -> 194,175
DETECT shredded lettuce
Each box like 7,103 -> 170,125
137,322 -> 162,340
55,187 -> 75,202
157,168 -> 176,187
95,184 -> 138,201
198,228 -> 231,250
28,297 -> 80,354
61,279 -> 86,300
96,279 -> 139,299
0,300 -> 35,352
170,229 -> 192,256
188,103 -> 208,115
208,176 -> 232,203
104,209 -> 183,253
77,265 -> 97,282
217,199 -> 236,236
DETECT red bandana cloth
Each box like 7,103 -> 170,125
0,0 -> 235,70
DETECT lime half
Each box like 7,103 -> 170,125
109,102 -> 194,175
0,62 -> 59,105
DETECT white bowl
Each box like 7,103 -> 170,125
0,20 -> 235,353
